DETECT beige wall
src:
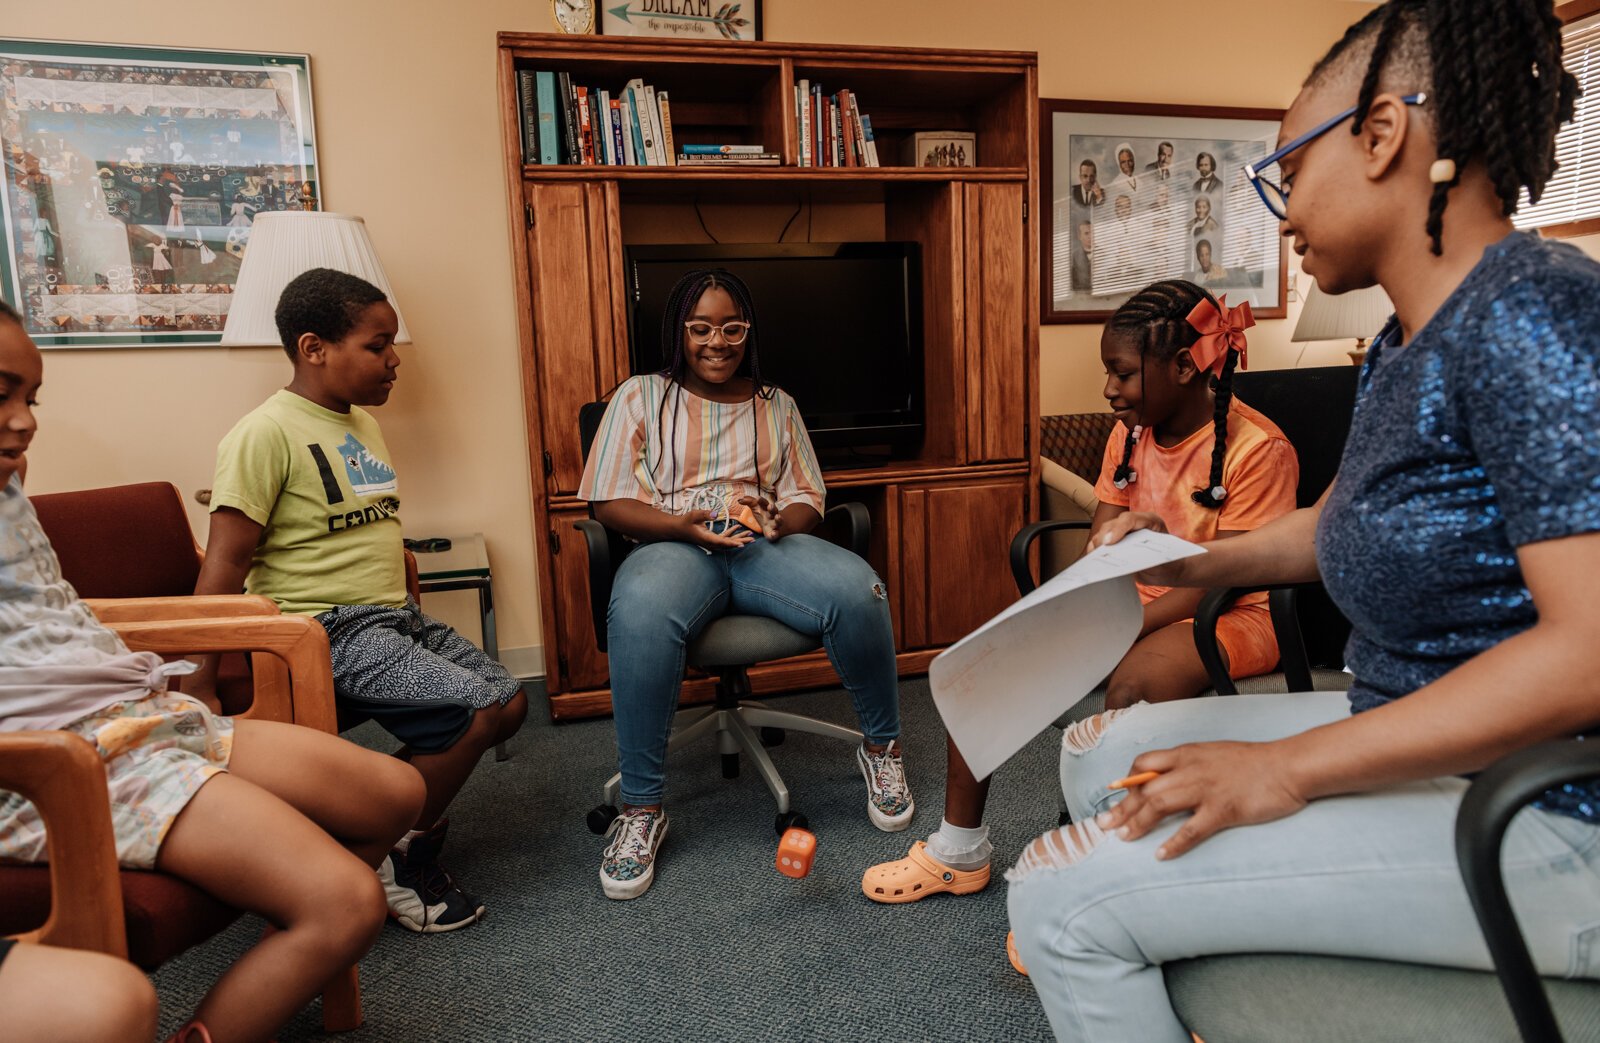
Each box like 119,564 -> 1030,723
14,1 -> 1373,672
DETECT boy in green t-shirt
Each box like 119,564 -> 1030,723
195,268 -> 527,933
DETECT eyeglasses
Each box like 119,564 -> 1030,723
684,320 -> 751,345
1245,92 -> 1427,220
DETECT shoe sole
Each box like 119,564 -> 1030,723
867,797 -> 915,832
600,818 -> 668,900
388,909 -> 481,934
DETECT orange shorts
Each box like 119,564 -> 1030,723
1206,601 -> 1280,679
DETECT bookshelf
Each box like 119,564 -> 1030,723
498,33 -> 1040,720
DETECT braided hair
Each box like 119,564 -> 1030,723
1308,0 -> 1578,256
1106,279 -> 1236,510
647,268 -> 776,513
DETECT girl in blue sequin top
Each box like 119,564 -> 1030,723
1006,3 -> 1600,1039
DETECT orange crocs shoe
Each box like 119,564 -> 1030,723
861,840 -> 990,904
1006,930 -> 1028,976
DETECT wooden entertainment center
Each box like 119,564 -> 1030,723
497,32 -> 1040,720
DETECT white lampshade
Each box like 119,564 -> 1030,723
1291,279 -> 1393,343
220,211 -> 411,346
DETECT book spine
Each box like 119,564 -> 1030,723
596,89 -> 613,164
840,89 -> 857,167
847,91 -> 868,166
859,113 -> 879,168
610,100 -> 627,166
798,79 -> 811,167
812,84 -> 823,167
821,94 -> 832,168
576,86 -> 594,165
838,96 -> 851,167
677,152 -> 782,161
535,71 -> 559,166
517,69 -> 539,164
657,90 -> 677,167
619,97 -> 637,164
624,81 -> 647,165
680,144 -> 771,154
642,84 -> 665,166
557,72 -> 578,164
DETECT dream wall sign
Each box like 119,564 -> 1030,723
602,1 -> 762,41
0,39 -> 318,348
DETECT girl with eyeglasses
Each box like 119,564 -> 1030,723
1007,2 -> 1600,1038
578,268 -> 913,900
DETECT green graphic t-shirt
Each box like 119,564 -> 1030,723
210,389 -> 406,616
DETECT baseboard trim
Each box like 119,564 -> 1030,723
499,644 -> 545,682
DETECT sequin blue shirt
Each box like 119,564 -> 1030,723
1316,232 -> 1600,824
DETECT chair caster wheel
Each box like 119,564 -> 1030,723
722,753 -> 740,779
775,811 -> 810,836
760,726 -> 785,747
586,804 -> 618,835
775,811 -> 815,878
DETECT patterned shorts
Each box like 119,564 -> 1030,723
317,598 -> 521,754
0,693 -> 234,870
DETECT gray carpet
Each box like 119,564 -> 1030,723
151,678 -> 1061,1041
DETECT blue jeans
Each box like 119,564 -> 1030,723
1007,692 -> 1600,1042
606,534 -> 898,806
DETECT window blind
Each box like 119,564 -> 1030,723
1514,13 -> 1600,230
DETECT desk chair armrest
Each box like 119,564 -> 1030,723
1194,583 -> 1321,695
106,615 -> 337,734
0,732 -> 126,957
574,519 -> 615,653
1008,520 -> 1092,597
404,549 -> 421,602
1456,739 -> 1600,1043
822,502 -> 871,559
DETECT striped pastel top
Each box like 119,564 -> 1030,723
578,375 -> 826,519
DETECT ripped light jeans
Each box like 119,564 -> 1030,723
607,533 -> 898,806
1006,692 -> 1600,1043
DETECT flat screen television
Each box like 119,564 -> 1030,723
623,242 -> 923,455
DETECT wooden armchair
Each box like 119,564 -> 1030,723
0,599 -> 363,1032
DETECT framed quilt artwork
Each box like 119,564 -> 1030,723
0,39 -> 318,348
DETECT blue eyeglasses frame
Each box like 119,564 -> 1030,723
1244,92 -> 1428,219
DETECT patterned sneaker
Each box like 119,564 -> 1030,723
600,807 -> 669,900
857,740 -> 915,832
380,819 -> 484,934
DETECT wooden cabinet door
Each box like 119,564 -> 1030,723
525,181 -> 627,495
545,508 -> 610,694
897,478 -> 1025,649
962,182 -> 1026,464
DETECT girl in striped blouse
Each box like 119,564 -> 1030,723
578,268 -> 913,900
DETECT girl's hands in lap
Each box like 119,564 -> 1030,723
679,509 -> 755,550
1096,740 -> 1308,860
738,495 -> 784,542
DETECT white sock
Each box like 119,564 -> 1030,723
924,818 -> 992,870
393,828 -> 425,855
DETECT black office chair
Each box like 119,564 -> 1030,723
1164,739 -> 1600,1042
573,400 -> 874,835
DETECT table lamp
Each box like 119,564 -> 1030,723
1291,278 -> 1393,366
220,211 -> 411,346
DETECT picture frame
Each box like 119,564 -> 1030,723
905,131 -> 975,169
1040,99 -> 1287,325
0,38 -> 318,349
601,1 -> 763,41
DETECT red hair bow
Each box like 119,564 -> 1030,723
1186,295 -> 1253,377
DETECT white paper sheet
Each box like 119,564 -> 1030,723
928,530 -> 1207,780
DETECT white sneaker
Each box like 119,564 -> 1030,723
857,741 -> 914,832
599,808 -> 669,900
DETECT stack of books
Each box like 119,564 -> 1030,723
517,70 -> 682,166
794,81 -> 881,167
677,145 -> 781,166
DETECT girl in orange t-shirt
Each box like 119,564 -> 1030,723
1090,278 -> 1298,708
861,278 -> 1296,905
